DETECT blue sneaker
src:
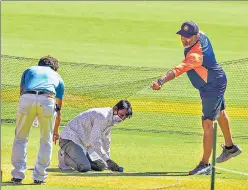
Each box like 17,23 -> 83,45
189,162 -> 212,175
216,144 -> 242,163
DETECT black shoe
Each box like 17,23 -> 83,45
34,179 -> 46,185
11,178 -> 23,184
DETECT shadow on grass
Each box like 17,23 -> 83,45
1,182 -> 39,186
45,168 -> 189,177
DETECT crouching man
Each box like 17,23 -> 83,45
58,100 -> 132,172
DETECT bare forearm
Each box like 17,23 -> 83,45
53,111 -> 61,144
54,98 -> 62,132
158,70 -> 175,86
54,112 -> 61,132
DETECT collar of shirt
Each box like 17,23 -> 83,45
104,107 -> 114,129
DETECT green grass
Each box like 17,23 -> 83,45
2,2 -> 248,68
1,124 -> 248,190
2,1 -> 248,189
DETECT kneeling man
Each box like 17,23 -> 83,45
58,100 -> 132,172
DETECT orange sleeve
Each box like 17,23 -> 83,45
172,41 -> 203,77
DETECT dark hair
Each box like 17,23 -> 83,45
114,100 -> 132,118
38,55 -> 59,71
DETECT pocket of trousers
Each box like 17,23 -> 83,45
18,96 -> 34,115
40,99 -> 56,117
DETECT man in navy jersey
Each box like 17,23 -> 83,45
152,21 -> 242,175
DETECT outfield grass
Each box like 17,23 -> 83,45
1,124 -> 248,190
2,2 -> 248,67
2,1 -> 248,189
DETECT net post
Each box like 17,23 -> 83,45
211,122 -> 218,190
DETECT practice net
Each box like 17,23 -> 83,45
1,55 -> 248,138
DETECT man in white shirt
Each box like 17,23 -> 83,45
57,100 -> 132,172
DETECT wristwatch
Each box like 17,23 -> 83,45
157,78 -> 164,86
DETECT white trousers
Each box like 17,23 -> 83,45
11,94 -> 56,181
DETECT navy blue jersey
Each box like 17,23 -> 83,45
172,32 -> 226,97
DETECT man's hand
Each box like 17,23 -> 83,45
53,131 -> 60,145
152,81 -> 161,90
106,159 -> 120,171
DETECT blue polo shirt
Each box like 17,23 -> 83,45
20,66 -> 65,100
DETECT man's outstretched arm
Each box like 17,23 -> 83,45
152,49 -> 203,90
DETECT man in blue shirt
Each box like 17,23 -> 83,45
152,21 -> 242,175
11,56 -> 65,184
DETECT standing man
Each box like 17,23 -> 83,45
152,21 -> 242,175
11,56 -> 64,184
58,100 -> 132,173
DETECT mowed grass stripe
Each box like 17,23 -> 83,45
2,90 -> 247,119
2,2 -> 248,66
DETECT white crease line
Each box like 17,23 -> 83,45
214,166 -> 248,176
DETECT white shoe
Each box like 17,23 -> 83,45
58,149 -> 71,170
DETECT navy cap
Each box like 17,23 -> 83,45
176,21 -> 199,38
